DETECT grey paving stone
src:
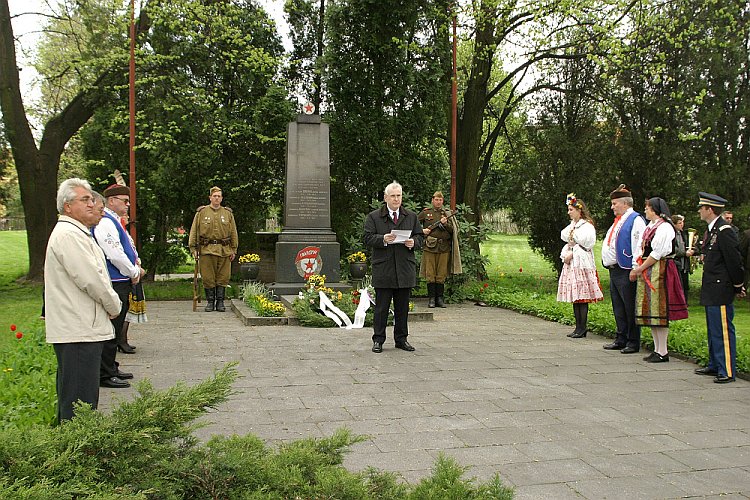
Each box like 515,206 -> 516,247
97,300 -> 750,496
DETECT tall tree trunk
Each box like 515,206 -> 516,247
0,1 -> 152,280
455,0 -> 495,263
0,0 -> 56,281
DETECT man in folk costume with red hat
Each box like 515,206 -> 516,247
93,183 -> 145,388
601,184 -> 647,353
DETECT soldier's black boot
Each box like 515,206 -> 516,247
427,283 -> 436,308
204,288 -> 215,312
435,283 -> 446,308
215,286 -> 226,312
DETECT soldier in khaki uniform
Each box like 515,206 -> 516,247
418,191 -> 454,308
189,187 -> 238,312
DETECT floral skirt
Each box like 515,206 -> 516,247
557,264 -> 603,303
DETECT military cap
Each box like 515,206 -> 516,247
698,192 -> 727,208
609,184 -> 631,200
210,186 -> 222,195
103,184 -> 130,197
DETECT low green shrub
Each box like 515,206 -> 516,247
0,364 -> 514,499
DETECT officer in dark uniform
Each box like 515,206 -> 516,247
188,187 -> 239,312
694,192 -> 746,383
418,191 -> 454,308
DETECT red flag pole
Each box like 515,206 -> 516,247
450,3 -> 457,212
128,0 -> 137,244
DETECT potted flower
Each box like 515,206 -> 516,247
346,251 -> 368,280
238,253 -> 261,280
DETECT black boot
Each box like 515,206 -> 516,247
427,283 -> 436,308
570,303 -> 587,338
568,303 -> 581,337
435,283 -> 446,308
204,288 -> 215,312
117,321 -> 136,354
215,286 -> 226,312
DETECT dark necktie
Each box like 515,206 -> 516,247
392,211 -> 398,224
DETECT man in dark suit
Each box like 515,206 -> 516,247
364,181 -> 424,353
695,192 -> 746,383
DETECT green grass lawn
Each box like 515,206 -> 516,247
0,232 -> 43,349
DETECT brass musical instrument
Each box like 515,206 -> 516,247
687,228 -> 698,250
686,228 -> 700,273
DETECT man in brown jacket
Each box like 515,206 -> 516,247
189,187 -> 238,312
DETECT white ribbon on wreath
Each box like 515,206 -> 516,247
318,289 -> 373,329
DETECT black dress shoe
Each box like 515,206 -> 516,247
714,375 -> 735,384
694,367 -> 718,376
570,330 -> 587,338
116,370 -> 134,380
100,376 -> 131,388
395,341 -> 415,352
643,352 -> 658,361
620,346 -> 639,354
566,330 -> 577,338
603,342 -> 625,350
372,342 -> 383,353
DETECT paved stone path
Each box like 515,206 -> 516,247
100,301 -> 750,499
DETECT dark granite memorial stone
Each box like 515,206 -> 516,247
273,114 -> 343,295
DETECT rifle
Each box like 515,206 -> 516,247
192,253 -> 200,312
424,210 -> 455,232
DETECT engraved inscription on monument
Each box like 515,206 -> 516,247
284,118 -> 331,230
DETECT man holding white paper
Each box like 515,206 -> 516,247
364,181 -> 424,353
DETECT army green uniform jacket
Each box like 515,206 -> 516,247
188,205 -> 239,258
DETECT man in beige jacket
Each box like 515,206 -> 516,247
45,178 -> 122,422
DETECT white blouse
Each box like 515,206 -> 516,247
560,220 -> 597,270
644,220 -> 676,261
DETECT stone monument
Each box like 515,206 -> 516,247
272,112 -> 342,295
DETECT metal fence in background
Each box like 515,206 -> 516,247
481,209 -> 524,234
0,217 -> 25,231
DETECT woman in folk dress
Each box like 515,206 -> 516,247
557,193 -> 603,338
629,197 -> 688,362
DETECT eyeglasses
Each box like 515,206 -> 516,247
112,197 -> 131,204
68,196 -> 94,205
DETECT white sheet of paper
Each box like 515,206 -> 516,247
390,230 -> 412,243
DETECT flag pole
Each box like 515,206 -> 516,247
128,0 -> 138,245
450,2 -> 457,212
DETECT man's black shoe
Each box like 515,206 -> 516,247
372,342 -> 383,353
100,376 -> 131,388
116,370 -> 133,380
694,367 -> 718,376
603,342 -> 625,350
714,375 -> 735,384
620,346 -> 639,354
395,341 -> 415,352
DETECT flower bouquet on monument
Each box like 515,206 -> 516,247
292,274 -> 376,327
